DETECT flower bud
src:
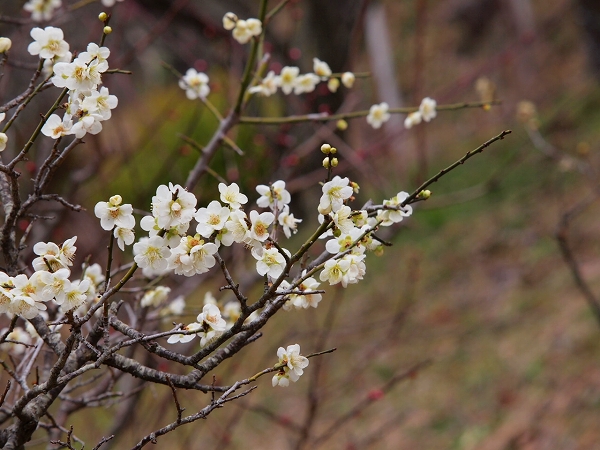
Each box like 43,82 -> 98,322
327,78 -> 340,93
336,119 -> 348,130
321,143 -> 332,154
350,181 -> 360,194
0,37 -> 12,53
98,12 -> 108,22
333,228 -> 342,238
341,72 -> 355,88
322,157 -> 330,169
103,26 -> 113,35
330,157 -> 338,167
418,190 -> 431,199
0,133 -> 7,152
109,194 -> 122,206
223,12 -> 238,30
329,147 -> 337,154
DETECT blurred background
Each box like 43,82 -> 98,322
3,0 -> 600,448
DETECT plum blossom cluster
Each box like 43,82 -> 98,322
404,97 -> 437,129
222,12 -> 262,44
27,27 -> 118,140
0,237 -> 105,319
94,195 -> 136,250
366,97 -> 437,130
249,59 -> 355,97
272,344 -> 309,387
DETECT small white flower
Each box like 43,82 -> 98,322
77,43 -> 110,72
114,226 -> 135,251
141,286 -> 171,308
404,111 -> 422,129
341,72 -> 355,88
161,296 -> 186,316
380,191 -> 412,226
28,27 -> 70,60
0,133 -> 8,152
273,344 -> 309,386
253,246 -> 287,278
218,182 -> 248,209
41,114 -> 73,139
318,175 -> 353,215
94,195 -> 135,231
152,183 -> 197,229
248,71 -> 279,97
60,279 -> 91,312
313,58 -> 332,79
167,322 -> 202,344
197,303 -> 227,332
419,97 -> 437,122
0,38 -> 12,53
71,114 -> 103,138
39,268 -> 72,303
195,200 -> 231,238
256,180 -> 291,210
24,0 -> 62,22
133,236 -> 171,273
366,102 -> 391,129
279,66 -> 300,95
293,73 -> 320,95
32,241 -> 64,272
81,87 -> 118,120
327,78 -> 340,93
319,258 -> 351,286
101,0 -> 124,7
278,205 -> 302,238
167,235 -> 218,277
249,210 -> 275,242
225,210 -> 250,243
223,12 -> 238,31
52,59 -> 102,91
179,69 -> 210,100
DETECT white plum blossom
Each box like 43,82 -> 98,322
419,97 -> 437,122
24,0 -> 62,21
253,246 -> 287,278
1,327 -> 32,356
0,38 -> 12,53
151,183 -> 197,229
319,258 -> 351,286
71,114 -> 103,138
161,296 -> 186,316
167,235 -> 218,276
114,226 -> 135,251
366,102 -> 391,129
60,279 -> 91,313
318,176 -> 354,215
280,276 -> 322,310
225,210 -> 250,244
81,87 -> 118,119
248,71 -> 280,96
330,205 -> 355,235
39,268 -> 72,303
293,73 -> 320,95
197,303 -> 227,332
179,69 -> 210,100
256,180 -> 291,210
325,226 -> 365,255
27,27 -> 69,59
313,58 -> 332,79
327,78 -> 340,93
141,286 -> 171,308
41,114 -> 73,139
341,72 -> 355,88
83,263 -> 104,294
232,18 -> 262,44
77,43 -> 110,72
32,237 -> 76,272
273,344 -> 309,387
140,215 -> 189,248
0,133 -> 6,152
133,236 -> 171,274
379,191 -> 413,226
404,111 -> 422,129
218,182 -> 248,209
249,210 -> 275,242
279,66 -> 300,95
95,195 -> 135,231
167,322 -> 202,344
52,59 -> 103,92
278,205 -> 302,238
195,201 -> 231,238
222,12 -> 238,30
